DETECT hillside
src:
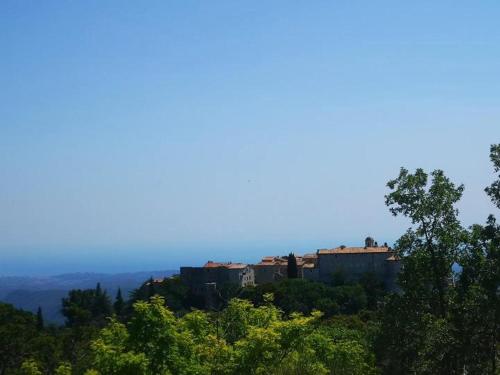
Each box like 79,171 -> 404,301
0,270 -> 176,324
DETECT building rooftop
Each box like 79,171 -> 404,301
302,253 -> 318,259
254,256 -> 288,267
317,246 -> 392,255
203,261 -> 248,269
254,254 -> 317,267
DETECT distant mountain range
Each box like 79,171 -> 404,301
0,270 -> 177,324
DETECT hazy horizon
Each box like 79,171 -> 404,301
1,235 -> 391,276
2,2 -> 499,276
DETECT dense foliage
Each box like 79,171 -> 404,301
0,293 -> 377,374
239,278 -> 371,317
375,144 -> 500,374
0,144 -> 498,374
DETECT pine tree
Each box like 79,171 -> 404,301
95,282 -> 102,297
114,288 -> 125,316
287,253 -> 298,279
92,282 -> 113,320
36,306 -> 44,330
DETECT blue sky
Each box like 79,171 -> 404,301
1,1 -> 499,275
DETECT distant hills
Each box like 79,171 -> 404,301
0,270 -> 177,324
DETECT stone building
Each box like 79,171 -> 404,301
306,237 -> 400,289
180,237 -> 401,295
180,261 -> 254,295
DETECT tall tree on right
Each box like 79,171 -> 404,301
377,146 -> 500,375
377,167 -> 465,374
453,144 -> 500,374
287,253 -> 298,279
485,144 -> 500,208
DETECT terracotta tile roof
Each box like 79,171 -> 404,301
254,254 -> 314,268
261,256 -> 275,261
318,246 -> 392,255
255,260 -> 287,267
225,263 -> 248,269
203,261 -> 248,269
302,253 -> 318,259
203,261 -> 226,268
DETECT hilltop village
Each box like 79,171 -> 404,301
180,237 -> 401,301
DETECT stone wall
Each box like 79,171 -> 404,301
253,264 -> 286,284
180,266 -> 254,295
316,252 -> 392,283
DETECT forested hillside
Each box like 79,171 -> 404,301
0,271 -> 176,324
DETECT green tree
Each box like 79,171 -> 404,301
62,286 -> 113,327
385,168 -> 464,318
36,307 -> 44,331
95,283 -> 102,297
0,303 -> 39,374
239,278 -> 367,317
485,143 -> 500,208
453,144 -> 500,374
19,359 -> 42,375
287,253 -> 298,279
54,362 -> 72,375
378,167 -> 465,374
88,292 -> 376,375
91,320 -> 149,375
359,272 -> 385,310
93,283 -> 113,319
114,288 -> 125,316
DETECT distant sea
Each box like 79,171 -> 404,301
0,239 -> 347,276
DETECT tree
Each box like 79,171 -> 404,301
485,144 -> 500,208
62,286 -> 112,327
36,307 -> 44,331
54,362 -> 72,375
239,278 -> 368,317
93,283 -> 113,319
359,272 -> 385,310
91,320 -> 149,375
89,292 -> 376,375
287,253 -> 298,279
377,167 -> 466,374
113,288 -> 124,316
0,303 -> 38,374
385,168 -> 464,317
453,144 -> 500,374
20,359 -> 42,375
454,217 -> 500,374
95,283 -> 102,297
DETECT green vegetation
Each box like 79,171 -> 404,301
92,294 -> 377,375
0,144 -> 498,374
375,144 -> 500,374
239,278 -> 369,317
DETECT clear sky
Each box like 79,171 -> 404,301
1,1 -> 499,275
